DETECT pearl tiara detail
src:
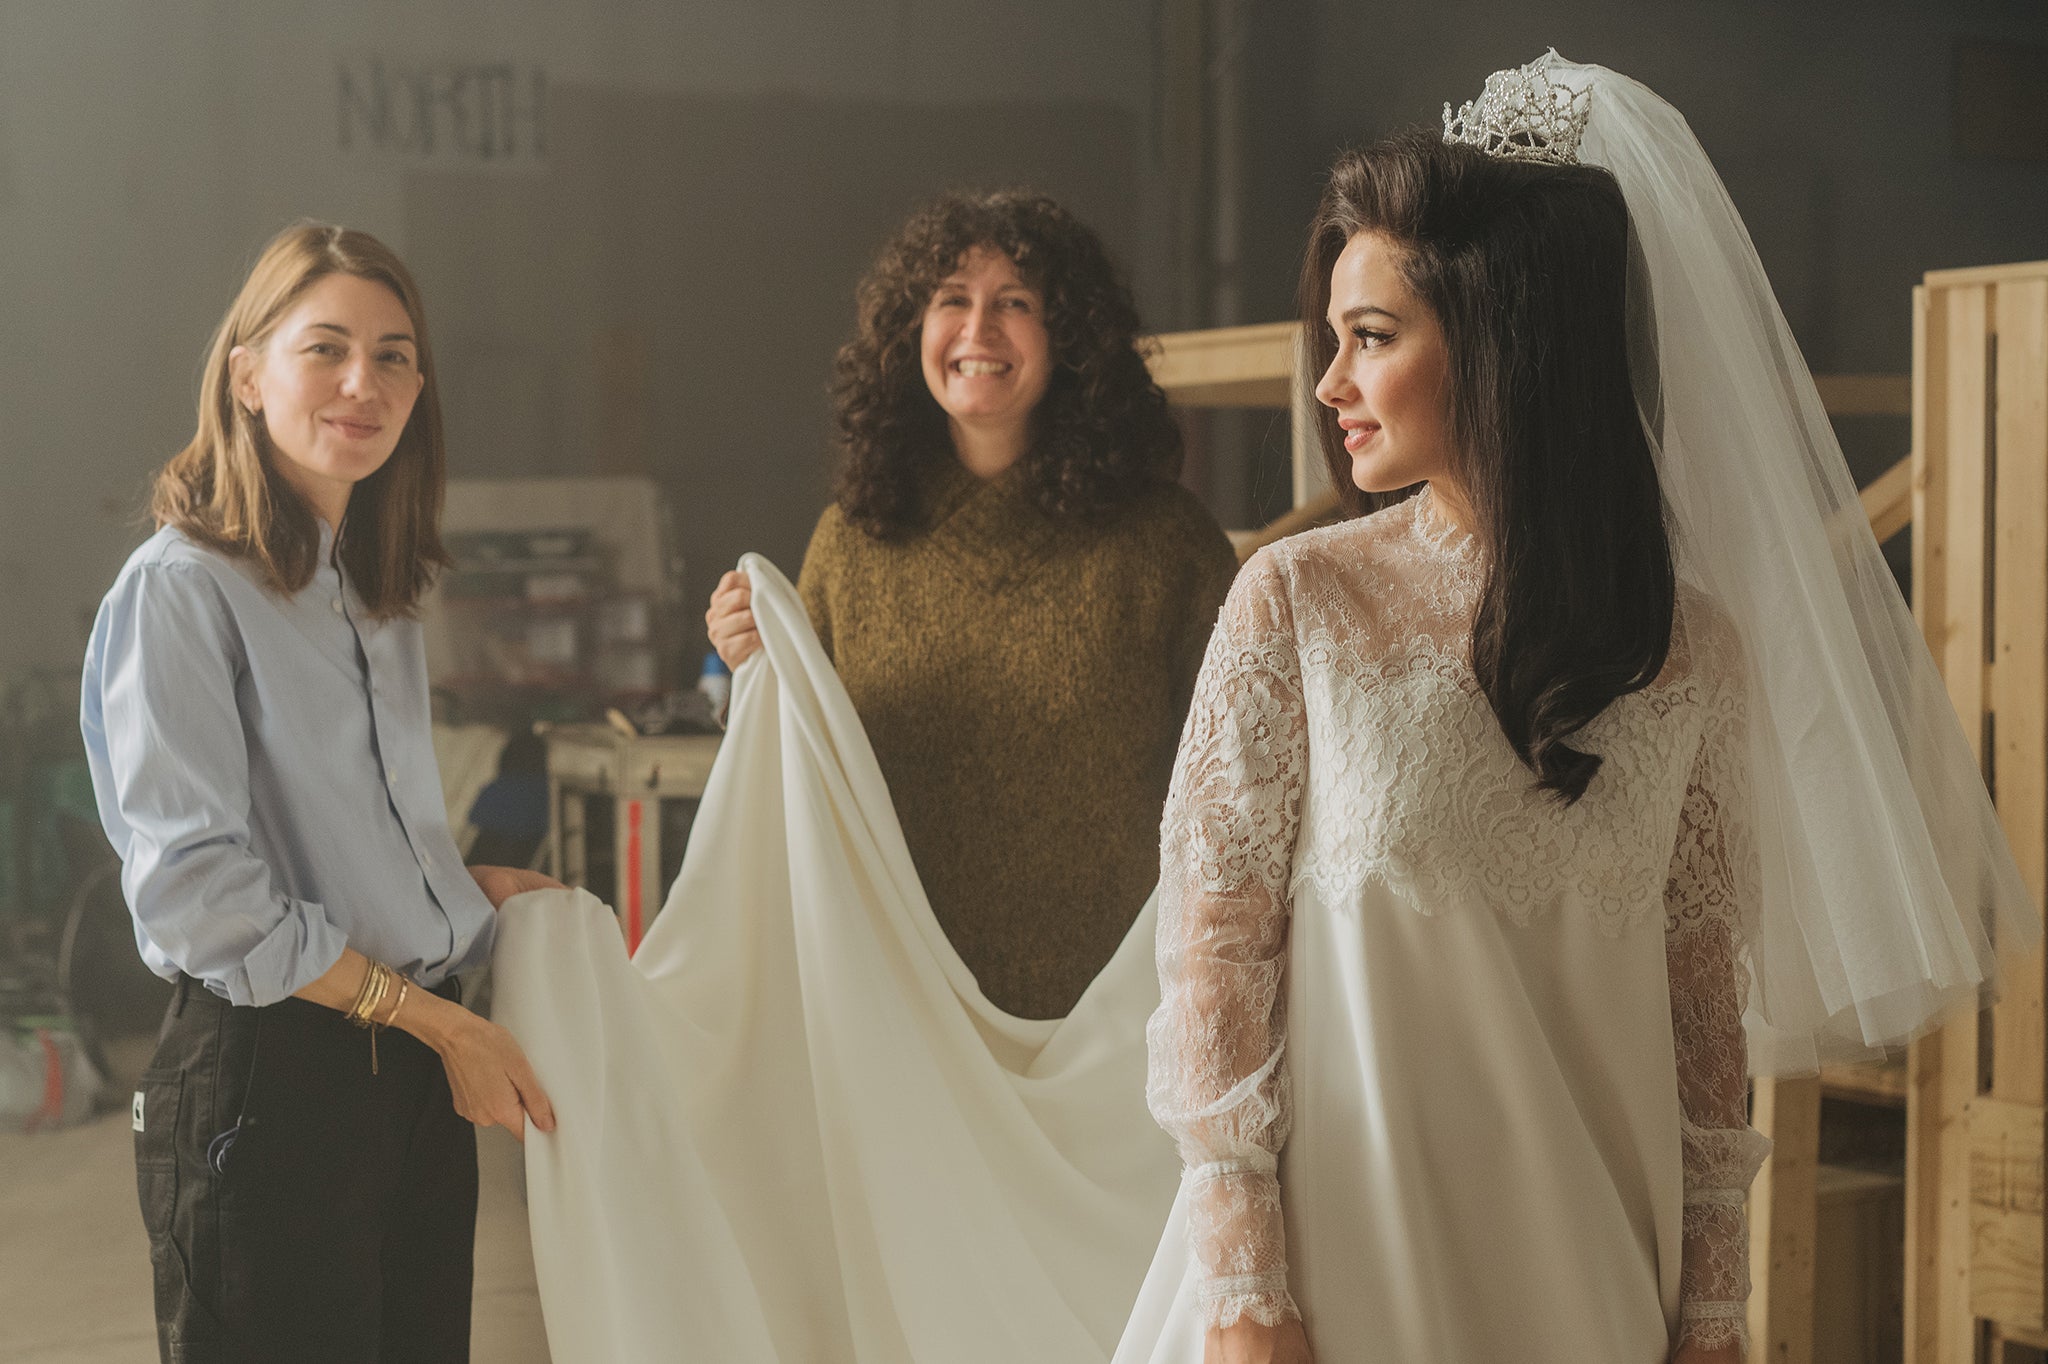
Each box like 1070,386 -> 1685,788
1442,51 -> 1591,166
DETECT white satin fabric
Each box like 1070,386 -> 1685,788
489,553 -> 1179,1363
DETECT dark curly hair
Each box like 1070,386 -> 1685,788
830,190 -> 1183,538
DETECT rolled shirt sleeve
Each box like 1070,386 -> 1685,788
84,561 -> 348,1006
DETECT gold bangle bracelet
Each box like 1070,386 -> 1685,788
344,964 -> 372,1024
347,961 -> 391,1029
379,975 -> 411,1030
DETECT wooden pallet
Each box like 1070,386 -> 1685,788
1908,261 -> 2048,1364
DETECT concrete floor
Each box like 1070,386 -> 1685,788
0,1098 -> 552,1363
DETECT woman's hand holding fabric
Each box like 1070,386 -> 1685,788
706,569 -> 761,669
1206,1318 -> 1314,1364
468,864 -> 566,909
403,989 -> 557,1142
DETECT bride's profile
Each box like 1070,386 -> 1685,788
1119,51 -> 2036,1364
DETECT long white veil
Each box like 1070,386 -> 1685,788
1503,51 -> 2039,1071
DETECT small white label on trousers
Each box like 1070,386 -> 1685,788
132,1091 -> 145,1132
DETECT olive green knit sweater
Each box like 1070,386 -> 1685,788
798,460 -> 1239,1019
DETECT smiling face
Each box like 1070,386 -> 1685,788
1314,230 -> 1458,498
918,245 -> 1053,436
229,271 -> 425,524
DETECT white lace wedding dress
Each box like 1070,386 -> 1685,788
1114,490 -> 1771,1363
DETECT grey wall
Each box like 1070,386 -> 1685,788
0,0 -> 1163,677
1181,0 -> 2048,525
405,86 -> 1142,634
1236,0 -> 2048,371
8,2 -> 2048,681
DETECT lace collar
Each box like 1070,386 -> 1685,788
1410,485 -> 1480,563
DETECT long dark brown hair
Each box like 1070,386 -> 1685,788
830,190 -> 1183,538
152,222 -> 450,616
1300,130 -> 1675,803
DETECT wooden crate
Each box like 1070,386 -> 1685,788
1905,260 -> 2048,1364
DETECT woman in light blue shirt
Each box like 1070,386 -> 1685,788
81,222 -> 557,1362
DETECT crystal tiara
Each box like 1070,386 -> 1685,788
1442,51 -> 1591,166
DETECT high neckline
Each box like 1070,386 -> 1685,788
920,453 -> 1066,595
924,452 -> 1033,525
1411,485 -> 1479,562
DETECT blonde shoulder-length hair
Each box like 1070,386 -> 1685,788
152,222 -> 450,616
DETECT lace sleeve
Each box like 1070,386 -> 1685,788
1146,554 -> 1308,1330
1666,647 -> 1772,1357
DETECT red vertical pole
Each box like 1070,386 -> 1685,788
625,799 -> 644,952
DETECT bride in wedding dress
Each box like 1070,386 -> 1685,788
1116,52 -> 2037,1364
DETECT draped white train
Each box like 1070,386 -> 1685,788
489,554 -> 1180,1363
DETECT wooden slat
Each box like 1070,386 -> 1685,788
1823,1059 -> 1909,1107
1925,261 -> 2048,289
1988,284 -> 2048,1352
1994,1318 -> 2048,1351
1912,287 -> 1952,701
1815,373 -> 1915,417
1905,281 -> 1993,1364
1943,287 -> 1994,761
1290,326 -> 1326,508
1146,321 -> 1295,406
1911,1019 -> 1985,1364
1992,278 -> 2048,1116
1751,1075 -> 1823,1363
1864,456 -> 1915,544
1971,1098 -> 2048,1330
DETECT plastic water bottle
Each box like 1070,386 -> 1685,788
697,651 -> 732,715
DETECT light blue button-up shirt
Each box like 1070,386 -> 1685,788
80,523 -> 497,1007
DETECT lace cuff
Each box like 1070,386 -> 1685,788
1681,1120 -> 1772,1195
1205,1283 -> 1301,1331
1188,1160 -> 1298,1329
1679,1192 -> 1756,1356
1678,1298 -> 1748,1355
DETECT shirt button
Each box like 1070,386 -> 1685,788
331,598 -> 344,615
386,767 -> 398,784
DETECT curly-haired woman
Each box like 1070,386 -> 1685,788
706,191 -> 1238,1019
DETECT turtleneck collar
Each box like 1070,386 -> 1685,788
1411,484 -> 1479,563
920,454 -> 1067,595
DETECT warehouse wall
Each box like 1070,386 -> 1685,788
0,0 -> 1164,677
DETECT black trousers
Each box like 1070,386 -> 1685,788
135,976 -> 477,1364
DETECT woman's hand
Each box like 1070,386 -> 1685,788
468,864 -> 566,909
401,991 -> 557,1143
705,569 -> 761,670
1672,1340 -> 1742,1364
294,951 -> 557,1141
1205,1318 -> 1314,1364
